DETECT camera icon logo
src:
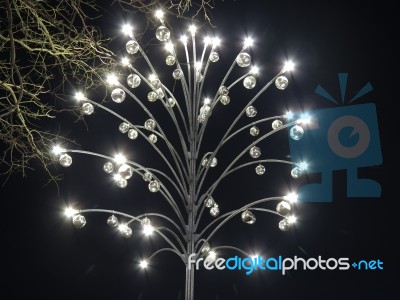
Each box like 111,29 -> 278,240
288,73 -> 382,202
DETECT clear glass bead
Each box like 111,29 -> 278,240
127,74 -> 141,88
150,78 -> 161,89
204,196 -> 215,208
144,119 -> 156,131
210,205 -> 220,217
155,25 -> 170,41
148,180 -> 160,192
210,157 -> 217,167
111,88 -> 126,103
118,164 -> 133,179
249,146 -> 261,158
243,76 -> 256,89
59,153 -> 72,167
119,122 -> 130,133
279,219 -> 291,231
219,95 -> 230,105
236,52 -> 251,67
172,69 -> 183,80
82,103 -> 94,115
166,97 -> 176,107
201,242 -> 211,254
246,106 -> 257,117
107,215 -> 119,227
156,88 -> 164,99
143,172 -> 152,182
141,217 -> 151,227
241,210 -> 256,224
250,126 -> 259,136
128,128 -> 138,140
291,166 -> 303,179
255,164 -> 265,175
276,201 -> 291,216
147,91 -> 158,102
116,177 -> 128,188
166,55 -> 176,66
290,125 -> 304,140
72,214 -> 86,228
218,86 -> 229,95
272,119 -> 283,130
275,76 -> 289,90
126,40 -> 139,54
149,134 -> 157,143
209,51 -> 219,62
103,162 -> 114,173
119,225 -> 132,238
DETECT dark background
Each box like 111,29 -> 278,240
2,0 -> 397,299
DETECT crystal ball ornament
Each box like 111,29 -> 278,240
107,215 -> 119,227
82,103 -> 94,115
249,146 -> 261,158
116,177 -> 128,188
126,40 -> 139,54
143,172 -> 152,182
141,217 -> 151,227
59,153 -> 72,167
103,162 -> 114,173
127,74 -> 141,88
243,76 -> 256,89
72,214 -> 86,228
236,52 -> 251,67
289,125 -> 304,140
209,51 -> 219,62
250,126 -> 259,136
291,166 -> 303,179
166,97 -> 176,107
173,69 -> 183,80
255,164 -> 265,175
201,242 -> 211,254
128,128 -> 138,139
278,219 -> 291,231
218,86 -> 229,96
241,210 -> 256,224
204,196 -> 215,208
144,119 -> 156,130
148,180 -> 160,192
119,122 -> 130,133
166,55 -> 176,66
147,91 -> 158,102
210,204 -> 220,217
276,201 -> 291,216
118,164 -> 133,179
219,95 -> 230,105
155,25 -> 170,41
272,119 -> 283,130
111,88 -> 126,103
246,106 -> 257,117
275,76 -> 289,90
119,225 -> 132,238
149,134 -> 158,143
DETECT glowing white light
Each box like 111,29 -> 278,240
195,61 -> 202,70
148,74 -> 157,82
283,61 -> 295,72
204,36 -> 212,45
208,250 -> 216,260
180,35 -> 188,44
297,113 -> 311,125
122,24 -> 133,36
114,153 -> 127,165
284,192 -> 298,203
204,98 -> 211,105
165,42 -> 174,53
52,145 -> 65,155
251,254 -> 260,260
212,37 -> 221,48
75,91 -> 85,101
140,260 -> 149,269
285,111 -> 294,120
250,66 -> 259,75
188,25 -> 197,35
299,161 -> 308,170
287,215 -> 297,224
106,73 -> 119,86
143,224 -> 154,236
155,9 -> 164,20
244,37 -> 254,48
121,57 -> 130,66
65,207 -> 78,218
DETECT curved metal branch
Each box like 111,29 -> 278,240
148,247 -> 185,264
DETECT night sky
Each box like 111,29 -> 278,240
2,0 -> 396,299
